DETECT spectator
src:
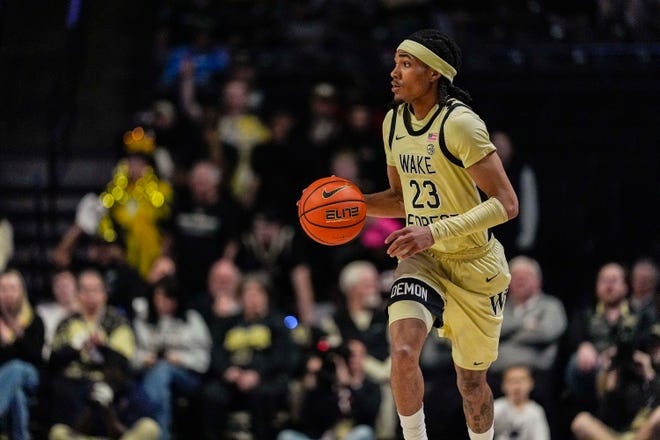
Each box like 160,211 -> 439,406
489,255 -> 567,418
154,1 -> 223,63
145,256 -> 176,287
278,340 -> 382,440
331,150 -> 361,189
49,378 -> 160,440
194,259 -> 243,436
98,128 -> 174,279
320,260 -> 394,439
0,270 -> 44,440
251,109 -> 306,224
53,129 -> 173,281
207,78 -> 270,208
301,82 -> 343,181
133,275 -> 211,440
159,20 -> 229,98
320,152 -> 381,289
191,258 -> 242,325
337,102 -> 387,194
0,214 -> 13,272
491,131 -> 539,257
132,256 -> 178,321
234,210 -> 316,325
593,0 -> 659,41
565,262 -> 653,406
571,331 -> 660,440
201,273 -> 298,440
166,160 -> 242,295
36,269 -> 79,360
630,258 -> 658,317
136,99 -> 207,183
53,232 -> 147,319
494,365 -> 550,440
48,269 -> 136,430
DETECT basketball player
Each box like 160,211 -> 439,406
363,29 -> 519,440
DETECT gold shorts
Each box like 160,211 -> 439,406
387,239 -> 510,371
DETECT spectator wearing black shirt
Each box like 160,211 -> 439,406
251,109 -> 306,225
0,270 -> 44,440
167,161 -> 242,295
320,260 -> 393,439
571,332 -> 660,440
234,210 -> 316,325
336,102 -> 388,194
491,131 -> 539,259
190,258 -> 242,325
565,262 -> 654,407
278,339 -> 382,440
201,273 -> 298,440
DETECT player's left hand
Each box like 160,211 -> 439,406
385,226 -> 434,259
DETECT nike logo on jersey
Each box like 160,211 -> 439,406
322,185 -> 350,199
486,272 -> 500,283
395,134 -> 407,140
473,361 -> 484,366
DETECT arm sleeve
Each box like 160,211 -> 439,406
429,197 -> 509,241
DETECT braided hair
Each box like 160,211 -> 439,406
407,29 -> 473,107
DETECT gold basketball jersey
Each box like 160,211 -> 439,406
382,100 -> 496,253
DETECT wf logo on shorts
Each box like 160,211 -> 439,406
489,289 -> 508,316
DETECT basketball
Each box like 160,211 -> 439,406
298,176 -> 367,246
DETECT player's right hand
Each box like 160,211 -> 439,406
384,225 -> 434,259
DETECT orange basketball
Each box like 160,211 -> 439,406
298,176 -> 367,246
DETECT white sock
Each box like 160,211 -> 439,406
398,406 -> 427,440
467,423 -> 494,440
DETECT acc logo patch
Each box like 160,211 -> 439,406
427,144 -> 435,155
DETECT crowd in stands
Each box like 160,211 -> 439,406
4,248 -> 656,439
1,103 -> 658,438
1,1 -> 659,439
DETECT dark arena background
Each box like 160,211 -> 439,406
0,1 -> 658,439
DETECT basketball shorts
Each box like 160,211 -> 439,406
387,238 -> 510,371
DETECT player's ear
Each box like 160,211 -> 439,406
429,69 -> 440,83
